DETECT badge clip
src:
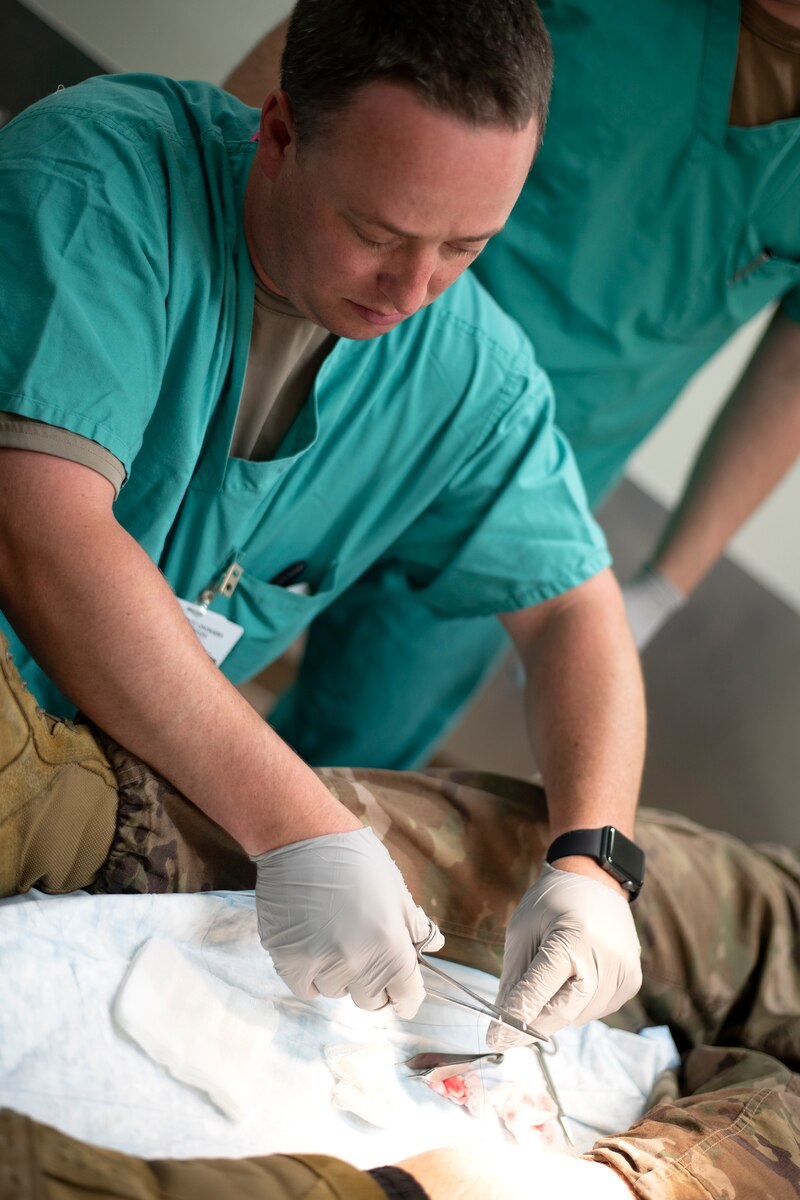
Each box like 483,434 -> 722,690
197,561 -> 244,610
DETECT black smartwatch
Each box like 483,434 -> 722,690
546,826 -> 645,900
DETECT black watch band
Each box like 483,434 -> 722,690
546,826 -> 645,901
368,1166 -> 432,1200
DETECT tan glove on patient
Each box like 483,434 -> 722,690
487,864 -> 642,1048
254,827 -> 444,1019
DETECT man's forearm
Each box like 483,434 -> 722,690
502,568 -> 645,853
222,16 -> 290,107
396,1144 -> 635,1200
0,453 -> 358,855
652,309 -> 800,595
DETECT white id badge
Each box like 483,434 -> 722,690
177,599 -> 244,667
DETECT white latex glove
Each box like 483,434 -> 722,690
254,826 -> 444,1019
622,564 -> 685,650
487,864 -> 642,1049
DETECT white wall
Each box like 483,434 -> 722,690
21,0 -> 293,81
22,0 -> 800,613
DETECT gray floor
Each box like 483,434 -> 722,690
443,480 -> 800,847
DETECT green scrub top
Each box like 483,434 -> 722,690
0,75 -> 608,713
474,0 -> 800,505
265,0 -> 800,772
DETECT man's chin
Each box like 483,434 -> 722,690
337,323 -> 402,341
299,297 -> 408,339
324,311 -> 407,340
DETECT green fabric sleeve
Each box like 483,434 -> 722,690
289,1155 -> 393,1199
6,1107 -> 391,1200
0,104 -> 169,473
389,336 -> 610,617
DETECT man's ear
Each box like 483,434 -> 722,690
257,89 -> 296,180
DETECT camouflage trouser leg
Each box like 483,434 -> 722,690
585,808 -> 800,1199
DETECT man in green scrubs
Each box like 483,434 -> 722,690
0,1 -> 645,1041
230,0 -> 800,767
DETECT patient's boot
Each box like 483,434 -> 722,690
0,632 -> 254,896
0,632 -> 119,895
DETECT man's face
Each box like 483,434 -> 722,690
246,81 -> 538,339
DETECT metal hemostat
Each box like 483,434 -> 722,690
414,921 -> 575,1148
533,1042 -> 575,1148
402,1050 -> 505,1084
414,922 -> 550,1044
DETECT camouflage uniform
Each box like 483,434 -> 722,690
0,1111 -> 387,1200
1,632 -> 799,1198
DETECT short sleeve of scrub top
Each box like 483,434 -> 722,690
0,104 -> 169,471
388,335 -> 611,619
0,413 -> 126,494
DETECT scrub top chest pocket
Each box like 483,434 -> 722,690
658,224 -> 800,344
197,558 -> 344,684
159,351 -> 348,684
661,51 -> 800,343
161,464 -> 347,684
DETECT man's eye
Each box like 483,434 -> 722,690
446,244 -> 481,260
354,229 -> 391,250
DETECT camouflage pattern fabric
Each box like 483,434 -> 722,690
90,727 -> 256,895
0,1108 -> 385,1200
82,747 -> 800,1197
590,1046 -> 800,1199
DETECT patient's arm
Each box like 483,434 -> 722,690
395,1144 -> 635,1199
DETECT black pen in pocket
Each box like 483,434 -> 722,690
268,561 -> 307,588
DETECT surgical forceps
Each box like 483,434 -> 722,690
415,921 -> 548,1043
415,922 -> 575,1148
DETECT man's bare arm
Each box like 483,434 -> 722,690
488,568 -> 644,1040
0,450 -> 359,854
652,308 -> 800,595
222,16 -> 291,107
501,566 -> 645,888
396,1143 -> 635,1199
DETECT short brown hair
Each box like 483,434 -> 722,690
281,0 -> 553,147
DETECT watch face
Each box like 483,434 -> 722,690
602,827 -> 645,889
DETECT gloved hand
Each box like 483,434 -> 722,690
254,826 -> 444,1018
487,863 -> 642,1049
622,564 -> 685,650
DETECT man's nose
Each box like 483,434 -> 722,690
378,250 -> 438,316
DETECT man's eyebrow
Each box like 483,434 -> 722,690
348,210 -> 501,242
